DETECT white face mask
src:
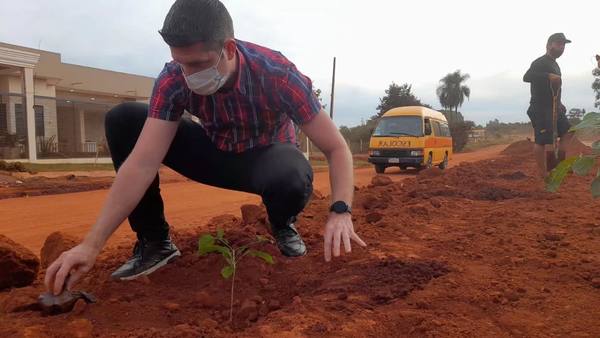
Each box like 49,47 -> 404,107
183,50 -> 228,96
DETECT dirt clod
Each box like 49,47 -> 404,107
371,175 -> 393,186
40,232 -> 79,268
0,235 -> 39,290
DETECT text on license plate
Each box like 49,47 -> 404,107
388,158 -> 400,163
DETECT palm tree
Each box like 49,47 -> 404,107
436,70 -> 471,113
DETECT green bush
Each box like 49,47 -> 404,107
0,160 -> 27,172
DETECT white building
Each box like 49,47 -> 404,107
0,41 -> 154,163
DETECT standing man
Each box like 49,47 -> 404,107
45,0 -> 365,295
523,33 -> 574,178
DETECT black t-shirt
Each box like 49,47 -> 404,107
523,54 -> 562,111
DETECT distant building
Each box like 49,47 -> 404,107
567,108 -> 585,120
0,42 -> 154,163
468,128 -> 486,142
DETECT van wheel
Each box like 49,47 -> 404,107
439,154 -> 449,169
424,153 -> 433,169
375,164 -> 386,174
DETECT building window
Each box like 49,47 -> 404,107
34,105 -> 45,137
14,104 -> 26,139
0,102 -> 6,132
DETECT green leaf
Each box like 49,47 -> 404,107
248,249 -> 275,264
545,157 -> 578,192
569,112 -> 600,132
198,234 -> 215,255
592,176 -> 600,199
572,156 -> 596,176
221,265 -> 234,279
216,229 -> 224,240
255,235 -> 271,243
592,141 -> 600,155
214,245 -> 233,262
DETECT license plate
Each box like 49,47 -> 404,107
388,158 -> 400,163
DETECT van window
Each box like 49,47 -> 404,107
373,116 -> 423,137
432,121 -> 442,136
440,122 -> 451,137
424,119 -> 432,136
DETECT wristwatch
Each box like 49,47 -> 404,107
329,201 -> 352,214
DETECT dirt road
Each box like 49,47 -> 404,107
0,144 -> 507,254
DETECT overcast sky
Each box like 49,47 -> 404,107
1,0 -> 598,127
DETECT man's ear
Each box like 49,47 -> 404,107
224,39 -> 236,60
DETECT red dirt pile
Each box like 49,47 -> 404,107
502,138 -> 592,157
40,232 -> 80,269
1,150 -> 600,337
0,235 -> 39,290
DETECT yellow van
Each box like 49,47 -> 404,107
367,106 -> 452,173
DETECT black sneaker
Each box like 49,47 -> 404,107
272,222 -> 307,257
111,237 -> 181,280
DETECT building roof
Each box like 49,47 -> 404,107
0,41 -> 155,99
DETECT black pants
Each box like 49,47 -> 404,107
105,102 -> 314,241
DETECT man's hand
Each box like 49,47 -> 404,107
548,73 -> 562,90
44,242 -> 99,295
323,212 -> 366,261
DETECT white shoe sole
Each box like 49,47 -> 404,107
117,249 -> 181,281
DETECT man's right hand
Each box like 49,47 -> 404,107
44,242 -> 99,295
548,73 -> 562,90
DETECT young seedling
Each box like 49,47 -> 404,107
546,112 -> 600,197
198,229 -> 274,323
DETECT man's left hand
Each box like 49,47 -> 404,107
323,212 -> 366,262
560,103 -> 567,114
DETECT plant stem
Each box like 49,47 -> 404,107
229,258 -> 236,323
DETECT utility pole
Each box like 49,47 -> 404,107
329,57 -> 336,119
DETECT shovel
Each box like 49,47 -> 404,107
37,275 -> 97,315
545,85 -> 565,170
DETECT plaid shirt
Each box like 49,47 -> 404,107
148,40 -> 322,153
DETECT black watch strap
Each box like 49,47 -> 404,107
330,201 -> 352,214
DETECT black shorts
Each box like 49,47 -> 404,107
527,108 -> 571,145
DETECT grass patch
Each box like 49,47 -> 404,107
24,163 -> 115,172
460,136 -> 526,153
310,159 -> 371,171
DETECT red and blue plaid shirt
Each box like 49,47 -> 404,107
148,40 -> 322,153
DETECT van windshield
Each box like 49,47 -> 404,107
373,116 -> 423,137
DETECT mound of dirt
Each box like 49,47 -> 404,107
566,138 -> 593,156
240,204 -> 267,225
501,138 -> 592,158
40,232 -> 80,269
501,140 -> 534,156
371,175 -> 393,186
417,167 -> 444,180
0,172 -> 20,185
0,235 -> 39,290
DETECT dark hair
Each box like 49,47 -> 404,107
159,0 -> 234,49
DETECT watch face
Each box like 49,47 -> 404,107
332,201 -> 348,213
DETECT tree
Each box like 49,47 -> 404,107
375,82 -> 430,118
437,70 -> 471,113
313,88 -> 326,110
440,110 -> 474,152
593,67 -> 600,108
